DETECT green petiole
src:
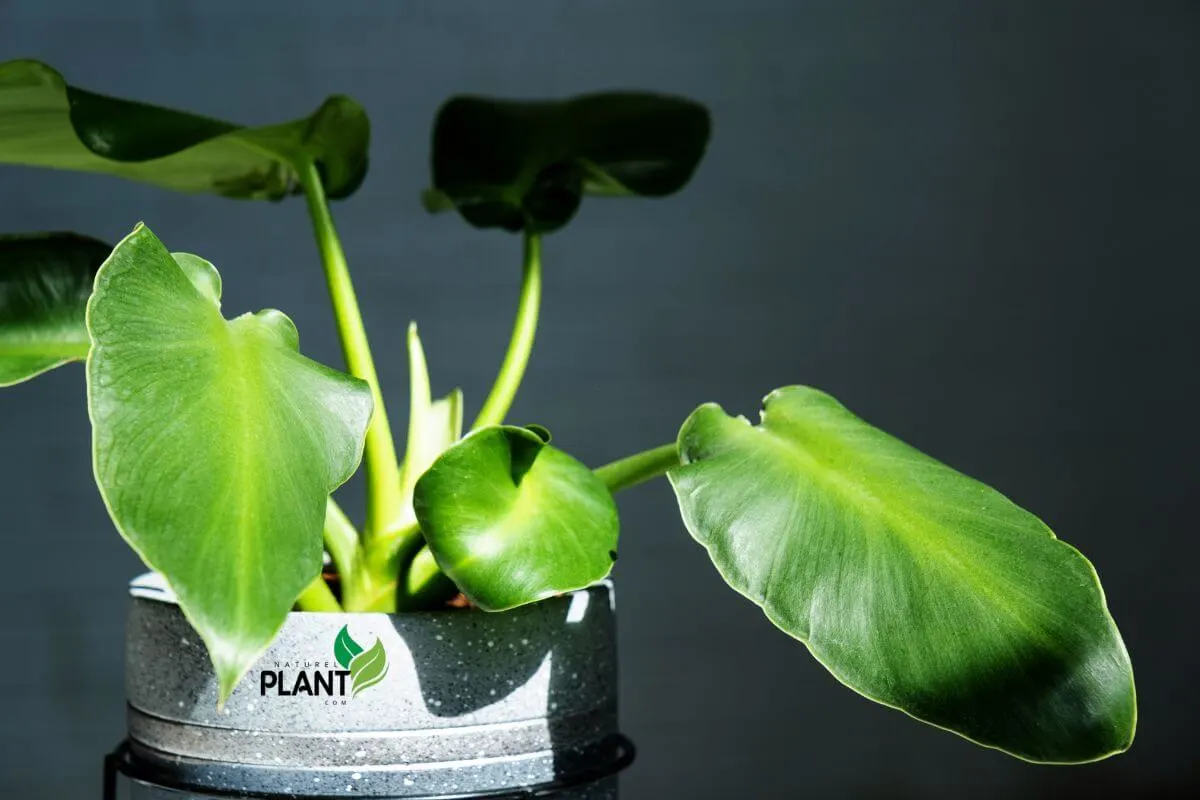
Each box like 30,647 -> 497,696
298,160 -> 404,543
472,231 -> 542,430
594,443 -> 680,493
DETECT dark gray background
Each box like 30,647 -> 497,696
1,1 -> 1196,797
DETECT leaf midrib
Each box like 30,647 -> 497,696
751,418 -> 1057,646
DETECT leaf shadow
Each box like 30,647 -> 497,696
397,585 -> 624,793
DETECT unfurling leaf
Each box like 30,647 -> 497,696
667,385 -> 1136,763
397,322 -> 463,528
413,425 -> 618,611
0,59 -> 369,200
0,232 -> 111,386
349,637 -> 389,697
333,624 -> 364,670
425,91 -> 710,234
88,225 -> 372,702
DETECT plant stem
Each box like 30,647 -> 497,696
396,545 -> 460,611
298,160 -> 404,540
594,443 -> 680,492
472,231 -> 542,430
296,575 -> 342,612
324,497 -> 360,602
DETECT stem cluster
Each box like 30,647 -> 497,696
294,167 -> 677,612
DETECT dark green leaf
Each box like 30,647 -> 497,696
425,92 -> 710,234
88,224 -> 373,701
413,425 -> 619,610
333,624 -> 364,670
667,385 -> 1136,763
0,232 -> 110,385
0,59 -> 369,200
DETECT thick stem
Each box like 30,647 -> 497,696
298,161 -> 404,540
594,443 -> 680,493
323,497 -> 361,604
472,232 -> 542,430
296,575 -> 342,612
395,545 -> 459,611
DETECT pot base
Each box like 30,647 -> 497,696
105,737 -> 632,800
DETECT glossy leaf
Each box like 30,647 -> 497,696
424,92 -> 710,233
413,425 -> 618,611
0,59 -> 368,200
88,225 -> 372,701
0,232 -> 110,385
333,624 -> 364,670
667,386 -> 1136,763
349,637 -> 389,696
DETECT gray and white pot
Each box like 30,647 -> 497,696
110,573 -> 632,799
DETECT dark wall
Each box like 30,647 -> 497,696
1,1 -> 1196,797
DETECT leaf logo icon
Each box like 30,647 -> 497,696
349,638 -> 389,697
333,624 -> 363,670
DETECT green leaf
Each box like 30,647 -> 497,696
0,59 -> 369,200
425,91 -> 710,234
0,232 -> 110,386
349,637 -> 389,697
667,386 -> 1136,764
412,425 -> 619,611
87,224 -> 373,702
333,624 -> 364,670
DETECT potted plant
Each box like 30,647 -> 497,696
0,60 -> 1135,799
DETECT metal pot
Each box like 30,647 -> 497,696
110,573 -> 631,799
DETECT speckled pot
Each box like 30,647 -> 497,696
118,573 -> 629,799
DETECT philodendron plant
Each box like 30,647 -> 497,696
0,60 -> 1135,765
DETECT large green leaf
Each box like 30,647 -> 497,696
0,232 -> 110,386
88,225 -> 372,701
423,92 -> 711,234
412,425 -> 618,610
667,386 -> 1135,763
0,59 -> 368,200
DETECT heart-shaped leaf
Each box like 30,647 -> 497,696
412,425 -> 618,610
0,59 -> 369,200
424,92 -> 710,234
88,224 -> 372,701
668,386 -> 1136,763
0,232 -> 110,386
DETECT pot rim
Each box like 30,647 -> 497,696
129,571 -> 615,618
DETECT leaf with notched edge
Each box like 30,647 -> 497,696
413,425 -> 618,611
667,385 -> 1136,763
88,224 -> 372,702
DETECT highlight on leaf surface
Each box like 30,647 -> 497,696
424,91 -> 711,233
0,59 -> 369,200
87,224 -> 373,701
667,385 -> 1136,763
412,425 -> 619,611
0,232 -> 110,386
